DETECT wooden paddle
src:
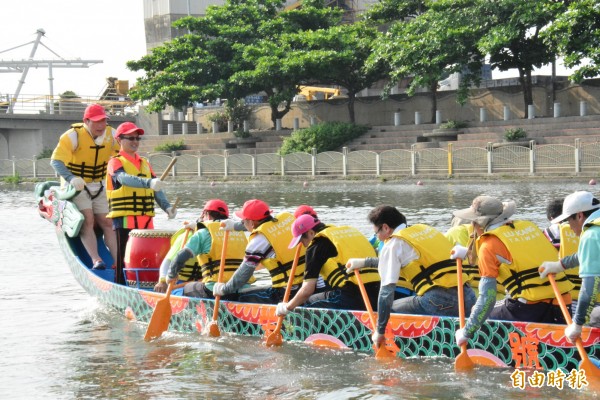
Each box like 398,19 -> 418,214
264,245 -> 302,347
144,228 -> 190,341
159,157 -> 177,181
354,270 -> 396,359
455,258 -> 475,371
208,229 -> 230,337
548,274 -> 600,381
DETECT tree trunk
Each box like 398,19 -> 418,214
430,81 -> 438,124
347,92 -> 356,124
518,68 -> 534,119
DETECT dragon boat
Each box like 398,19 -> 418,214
35,181 -> 600,373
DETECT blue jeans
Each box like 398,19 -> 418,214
391,284 -> 477,317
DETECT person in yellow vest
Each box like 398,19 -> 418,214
213,199 -> 305,304
153,199 -> 248,300
50,104 -> 120,270
452,195 -> 574,348
275,214 -> 380,316
347,205 -> 476,348
539,191 -> 600,341
106,122 -> 177,284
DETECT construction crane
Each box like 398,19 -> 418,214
0,29 -> 102,113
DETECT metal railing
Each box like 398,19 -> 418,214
0,94 -> 137,115
4,140 -> 599,179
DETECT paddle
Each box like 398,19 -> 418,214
354,270 -> 396,359
264,245 -> 302,347
547,274 -> 600,381
159,156 -> 178,181
144,228 -> 191,341
208,229 -> 230,337
455,258 -> 475,371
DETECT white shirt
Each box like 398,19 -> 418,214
244,233 -> 276,267
378,224 -> 419,286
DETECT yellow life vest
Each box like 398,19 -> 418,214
313,225 -> 379,288
195,222 -> 253,284
479,220 -> 573,301
168,228 -> 202,281
63,124 -> 118,183
252,212 -> 306,289
106,155 -> 155,218
394,224 -> 466,296
559,222 -> 582,299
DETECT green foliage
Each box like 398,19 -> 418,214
504,128 -> 527,142
225,100 -> 252,138
154,140 -> 186,152
59,90 -> 79,99
439,120 -> 468,129
279,122 -> 368,155
207,112 -> 228,132
36,148 -> 53,160
3,173 -> 21,184
541,0 -> 600,83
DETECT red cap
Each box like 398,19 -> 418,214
288,214 -> 320,249
294,204 -> 317,219
235,199 -> 271,220
115,122 -> 145,138
83,104 -> 109,121
203,199 -> 229,218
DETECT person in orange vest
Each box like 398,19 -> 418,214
105,122 -> 177,284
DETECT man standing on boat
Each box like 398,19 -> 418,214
50,104 -> 119,271
105,122 -> 176,284
275,214 -> 380,316
538,191 -> 600,342
213,199 -> 305,303
156,199 -> 249,300
452,195 -> 574,348
346,205 -> 477,349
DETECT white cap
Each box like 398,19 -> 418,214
551,191 -> 600,224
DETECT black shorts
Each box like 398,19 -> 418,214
489,297 -> 568,324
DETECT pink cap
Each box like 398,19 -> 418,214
294,204 -> 317,219
288,214 -> 320,249
115,122 -> 145,138
234,199 -> 271,220
83,104 -> 109,121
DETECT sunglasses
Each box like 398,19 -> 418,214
121,136 -> 142,141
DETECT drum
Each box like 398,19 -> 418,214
124,229 -> 175,289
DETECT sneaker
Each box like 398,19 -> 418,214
92,260 -> 106,270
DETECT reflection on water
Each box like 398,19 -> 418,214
1,180 -> 598,399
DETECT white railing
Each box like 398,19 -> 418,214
4,141 -> 598,179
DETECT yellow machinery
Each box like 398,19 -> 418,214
297,86 -> 342,101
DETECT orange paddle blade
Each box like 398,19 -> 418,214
144,290 -> 173,341
264,329 -> 283,347
455,344 -> 475,371
208,320 -> 220,337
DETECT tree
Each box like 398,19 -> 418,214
369,0 -> 485,122
542,0 -> 600,83
285,22 -> 389,123
127,0 -> 286,117
228,0 -> 343,126
475,0 -> 560,117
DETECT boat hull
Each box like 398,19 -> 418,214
56,229 -> 600,372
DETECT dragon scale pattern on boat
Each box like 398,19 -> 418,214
57,229 -> 598,372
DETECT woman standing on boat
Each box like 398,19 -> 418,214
213,199 -> 305,304
346,205 -> 477,349
275,214 -> 380,316
105,122 -> 177,284
452,195 -> 574,348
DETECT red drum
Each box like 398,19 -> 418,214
124,229 -> 174,289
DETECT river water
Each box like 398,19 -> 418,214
1,179 -> 598,399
